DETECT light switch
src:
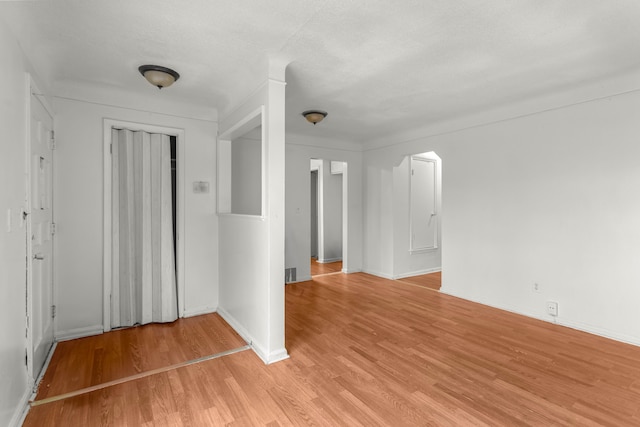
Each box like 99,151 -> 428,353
192,181 -> 210,194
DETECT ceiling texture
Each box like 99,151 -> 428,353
2,0 -> 640,145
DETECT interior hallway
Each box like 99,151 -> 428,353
310,258 -> 343,277
24,272 -> 640,426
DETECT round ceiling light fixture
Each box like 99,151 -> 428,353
138,65 -> 180,89
302,110 -> 327,125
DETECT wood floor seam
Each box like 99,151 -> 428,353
394,279 -> 440,292
30,344 -> 251,407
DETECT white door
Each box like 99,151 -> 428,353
26,92 -> 55,381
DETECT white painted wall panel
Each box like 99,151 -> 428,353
0,22 -> 50,426
218,74 -> 287,363
54,97 -> 218,337
231,137 -> 262,215
365,89 -> 640,345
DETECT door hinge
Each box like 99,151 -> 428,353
49,130 -> 56,150
51,222 -> 56,236
411,169 -> 414,175
110,143 -> 112,154
51,305 -> 56,319
25,349 -> 28,366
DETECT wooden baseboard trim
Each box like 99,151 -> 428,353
30,344 -> 251,407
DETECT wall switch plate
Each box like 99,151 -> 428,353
546,301 -> 558,316
192,181 -> 210,194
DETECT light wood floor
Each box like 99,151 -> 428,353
34,313 -> 246,400
25,273 -> 640,426
397,271 -> 442,291
310,257 -> 343,276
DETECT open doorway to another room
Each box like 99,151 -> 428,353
310,158 -> 346,277
395,151 -> 442,291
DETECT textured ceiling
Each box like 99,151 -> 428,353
2,0 -> 640,145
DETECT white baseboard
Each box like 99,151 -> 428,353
440,289 -> 640,348
217,307 -> 289,364
394,267 -> 441,280
55,324 -> 104,341
286,275 -> 312,284
11,341 -> 58,427
555,318 -> 640,347
10,387 -> 32,427
266,348 -> 290,364
317,257 -> 342,264
342,268 -> 362,274
183,306 -> 217,318
362,268 -> 394,280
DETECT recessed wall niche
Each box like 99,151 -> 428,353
218,107 -> 265,217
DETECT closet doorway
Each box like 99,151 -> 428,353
103,120 -> 186,332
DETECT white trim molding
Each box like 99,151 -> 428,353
55,324 -> 104,341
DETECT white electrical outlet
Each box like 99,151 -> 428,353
546,301 -> 558,316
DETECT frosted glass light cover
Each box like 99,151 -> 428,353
144,70 -> 176,88
138,65 -> 180,89
302,110 -> 328,125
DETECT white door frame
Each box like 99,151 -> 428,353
25,73 -> 56,382
310,158 -> 349,272
103,119 -> 186,332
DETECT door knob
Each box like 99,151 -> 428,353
34,253 -> 44,260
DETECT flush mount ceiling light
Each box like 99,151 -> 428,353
302,110 -> 327,125
138,65 -> 180,89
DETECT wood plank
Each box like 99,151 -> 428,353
310,258 -> 342,276
24,273 -> 640,426
34,312 -> 247,400
397,271 -> 441,290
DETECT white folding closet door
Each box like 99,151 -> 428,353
111,128 -> 177,328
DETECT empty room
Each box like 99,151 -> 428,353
2,1 -> 640,426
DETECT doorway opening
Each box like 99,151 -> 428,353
310,158 -> 347,278
103,120 -> 186,332
395,151 -> 442,291
109,128 -> 178,328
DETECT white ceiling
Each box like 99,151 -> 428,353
3,0 -> 640,145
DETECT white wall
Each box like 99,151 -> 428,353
362,162 -> 395,278
231,136 -> 262,215
285,137 -> 363,281
54,95 -> 218,338
218,68 -> 287,363
364,86 -> 640,346
0,20 -> 48,426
